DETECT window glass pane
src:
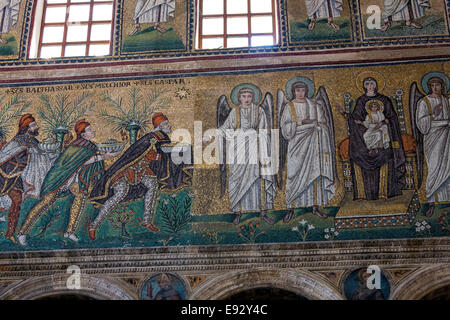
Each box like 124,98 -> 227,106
227,37 -> 248,48
40,46 -> 62,58
42,26 -> 64,43
227,17 -> 248,34
71,0 -> 90,2
226,0 -> 247,14
202,0 -> 223,15
251,16 -> 273,33
46,0 -> 67,4
64,44 -> 86,56
94,0 -> 113,2
251,35 -> 273,46
89,44 -> 110,56
250,0 -> 272,13
93,4 -> 113,21
68,4 -> 90,22
90,24 -> 112,41
202,18 -> 223,35
44,7 -> 67,23
67,25 -> 88,42
202,37 -> 224,49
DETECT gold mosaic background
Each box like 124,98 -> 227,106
1,60 -> 448,214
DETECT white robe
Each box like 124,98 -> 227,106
416,95 -> 450,202
281,99 -> 335,208
382,0 -> 430,22
0,139 -> 58,209
133,0 -> 175,25
0,0 -> 21,34
218,104 -> 276,213
305,0 -> 343,20
362,111 -> 391,150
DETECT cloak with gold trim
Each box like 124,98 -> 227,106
89,130 -> 193,206
40,138 -> 105,197
0,134 -> 35,196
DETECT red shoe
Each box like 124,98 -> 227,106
142,223 -> 159,232
88,228 -> 96,240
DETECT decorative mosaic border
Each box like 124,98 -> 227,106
116,0 -> 190,56
284,0 -> 356,46
335,191 -> 421,229
0,0 -> 447,67
0,238 -> 448,278
356,0 -> 450,44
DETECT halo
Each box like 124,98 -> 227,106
356,71 -> 386,94
285,76 -> 315,100
365,99 -> 384,112
420,72 -> 450,94
230,83 -> 262,106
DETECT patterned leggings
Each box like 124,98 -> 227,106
90,176 -> 158,230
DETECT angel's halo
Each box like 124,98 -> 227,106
355,71 -> 386,94
230,83 -> 262,106
285,76 -> 315,100
420,72 -> 450,95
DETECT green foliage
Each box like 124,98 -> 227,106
38,92 -> 94,134
98,87 -> 171,132
237,221 -> 266,244
438,210 -> 450,233
0,94 -> 32,139
0,36 -> 17,56
364,15 -> 446,38
107,205 -> 138,238
290,18 -> 351,42
122,27 -> 185,52
292,219 -> 315,241
158,194 -> 192,245
34,205 -> 62,238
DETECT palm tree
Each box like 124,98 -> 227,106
37,92 -> 95,150
0,94 -> 32,146
98,88 -> 170,144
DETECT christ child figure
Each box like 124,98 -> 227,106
355,100 -> 391,156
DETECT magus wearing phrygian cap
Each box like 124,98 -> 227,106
17,119 -> 121,246
88,112 -> 193,240
0,113 -> 59,244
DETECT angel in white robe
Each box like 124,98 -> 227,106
412,75 -> 450,217
204,86 -> 277,225
380,0 -> 430,31
128,0 -> 176,35
305,0 -> 343,31
0,0 -> 22,44
277,80 -> 338,223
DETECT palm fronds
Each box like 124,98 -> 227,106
37,92 -> 94,134
98,88 -> 171,132
0,94 -> 32,139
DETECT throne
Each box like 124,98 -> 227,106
335,90 -> 421,229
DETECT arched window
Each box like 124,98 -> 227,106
196,0 -> 279,49
28,0 -> 114,58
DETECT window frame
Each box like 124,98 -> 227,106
196,0 -> 280,50
29,0 -> 115,59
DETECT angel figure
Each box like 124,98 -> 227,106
203,83 -> 277,225
277,77 -> 338,223
410,72 -> 450,217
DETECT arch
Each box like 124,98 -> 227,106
339,266 -> 394,300
190,268 -> 344,300
0,274 -> 137,300
420,284 -> 450,300
227,287 -> 309,300
390,264 -> 450,300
